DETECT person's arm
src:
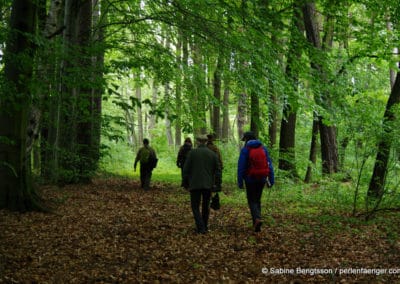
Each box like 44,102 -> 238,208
213,153 -> 222,191
134,148 -> 141,170
176,148 -> 183,168
216,147 -> 223,169
263,146 -> 274,186
237,147 -> 248,189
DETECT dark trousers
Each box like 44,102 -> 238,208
140,163 -> 152,190
245,181 -> 265,224
190,189 -> 211,233
180,167 -> 184,187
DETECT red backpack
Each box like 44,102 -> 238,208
247,146 -> 270,179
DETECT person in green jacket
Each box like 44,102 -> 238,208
183,134 -> 222,234
134,138 -> 157,190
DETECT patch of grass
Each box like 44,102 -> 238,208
261,178 -> 366,217
219,189 -> 247,206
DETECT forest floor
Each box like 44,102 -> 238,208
1,178 -> 400,283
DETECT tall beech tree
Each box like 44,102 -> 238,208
302,2 -> 339,174
38,0 -> 62,180
0,0 -> 40,210
304,113 -> 319,183
221,85 -> 230,142
89,0 -> 106,175
174,28 -> 183,147
250,92 -> 261,138
135,74 -> 144,144
212,53 -> 223,138
368,72 -> 400,198
75,0 -> 95,183
189,37 -> 208,135
40,0 -> 100,183
278,2 -> 303,177
237,93 -> 247,142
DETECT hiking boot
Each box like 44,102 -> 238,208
254,219 -> 262,232
196,228 -> 207,235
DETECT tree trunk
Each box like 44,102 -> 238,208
268,86 -> 278,149
237,93 -> 247,142
0,0 -> 41,211
278,2 -> 303,177
124,86 -> 137,148
53,0 -> 100,183
190,39 -> 207,135
135,74 -> 143,143
89,0 -> 105,174
75,0 -> 93,183
149,80 -> 158,132
29,0 -> 47,176
303,2 -> 339,174
40,0 -> 64,180
279,109 -> 297,174
55,0 -> 80,183
222,85 -> 230,142
250,92 -> 260,138
267,1 -> 284,149
304,114 -> 319,183
174,30 -> 183,147
212,54 -> 223,138
164,82 -> 174,145
368,72 -> 400,198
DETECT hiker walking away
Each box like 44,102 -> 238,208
237,131 -> 274,232
134,138 -> 157,190
177,137 -> 193,187
207,133 -> 223,170
183,134 -> 222,234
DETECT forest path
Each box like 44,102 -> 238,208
0,178 -> 399,283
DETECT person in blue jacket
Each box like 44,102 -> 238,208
237,131 -> 275,232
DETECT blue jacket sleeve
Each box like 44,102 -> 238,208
263,146 -> 274,185
237,147 -> 248,188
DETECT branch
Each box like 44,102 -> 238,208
331,54 -> 389,84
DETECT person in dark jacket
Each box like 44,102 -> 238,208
183,134 -> 222,234
134,138 -> 157,190
177,137 -> 193,187
237,131 -> 274,232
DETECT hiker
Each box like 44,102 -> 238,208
207,133 -> 223,170
183,134 -> 222,234
134,138 -> 157,190
237,131 -> 274,232
177,137 -> 193,187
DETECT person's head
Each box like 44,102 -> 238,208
241,131 -> 256,143
143,138 -> 149,145
196,134 -> 208,145
207,133 -> 215,143
184,137 -> 192,145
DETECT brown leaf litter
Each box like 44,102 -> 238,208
0,178 -> 399,283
